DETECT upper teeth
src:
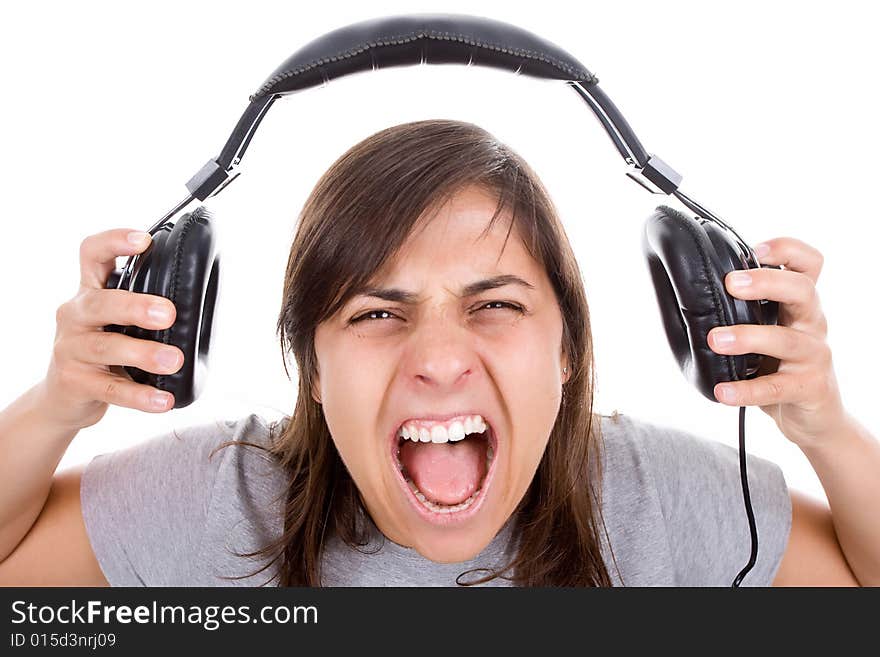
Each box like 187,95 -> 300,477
397,415 -> 488,443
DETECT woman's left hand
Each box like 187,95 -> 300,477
707,237 -> 848,450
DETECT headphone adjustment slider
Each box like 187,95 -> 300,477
186,158 -> 238,201
626,154 -> 682,195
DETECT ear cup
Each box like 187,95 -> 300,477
105,205 -> 220,408
642,205 -> 779,402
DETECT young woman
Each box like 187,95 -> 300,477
0,119 -> 874,586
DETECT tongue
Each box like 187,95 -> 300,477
399,436 -> 487,506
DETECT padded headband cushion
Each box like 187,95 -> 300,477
642,205 -> 740,401
250,13 -> 597,101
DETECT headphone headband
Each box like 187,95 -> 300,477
250,13 -> 598,101
179,13 -> 684,208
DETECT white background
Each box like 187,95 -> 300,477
1,0 -> 877,503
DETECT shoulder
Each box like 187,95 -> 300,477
197,412 -> 290,506
592,410 -> 792,586
81,411 -> 286,515
590,410 -> 710,536
163,411 -> 280,457
594,410 -> 769,487
182,412 -> 284,474
593,409 -> 789,510
596,409 -> 722,456
135,412 -> 281,469
79,412 -> 289,586
159,412 -> 290,521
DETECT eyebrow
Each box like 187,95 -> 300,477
357,274 -> 535,304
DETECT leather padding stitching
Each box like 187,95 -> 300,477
156,208 -> 209,388
662,208 -> 738,383
250,29 -> 597,101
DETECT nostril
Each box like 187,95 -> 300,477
415,369 -> 473,385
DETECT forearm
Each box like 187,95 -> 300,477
800,413 -> 880,586
0,381 -> 78,562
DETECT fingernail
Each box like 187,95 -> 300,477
148,304 -> 171,322
753,242 -> 770,258
127,231 -> 150,246
728,271 -> 752,287
716,384 -> 736,403
712,330 -> 736,346
156,348 -> 180,369
151,392 -> 172,409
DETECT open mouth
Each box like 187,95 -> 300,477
389,414 -> 498,525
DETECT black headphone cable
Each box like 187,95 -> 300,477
731,405 -> 759,587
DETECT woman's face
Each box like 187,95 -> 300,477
312,185 -> 570,563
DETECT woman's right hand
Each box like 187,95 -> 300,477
38,229 -> 184,431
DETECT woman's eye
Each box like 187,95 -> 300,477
350,309 -> 401,324
476,301 -> 524,314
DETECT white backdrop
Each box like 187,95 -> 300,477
1,0 -> 877,503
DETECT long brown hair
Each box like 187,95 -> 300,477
218,118 -> 619,586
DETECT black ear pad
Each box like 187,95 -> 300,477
642,205 -> 779,402
105,205 -> 220,408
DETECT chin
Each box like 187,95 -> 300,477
407,523 -> 499,564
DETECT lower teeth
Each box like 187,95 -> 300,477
405,478 -> 482,514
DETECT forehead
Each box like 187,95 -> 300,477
374,186 -> 540,283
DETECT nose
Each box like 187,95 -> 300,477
404,315 -> 478,393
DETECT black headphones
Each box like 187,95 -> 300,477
105,13 -> 779,407
105,13 -> 780,585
